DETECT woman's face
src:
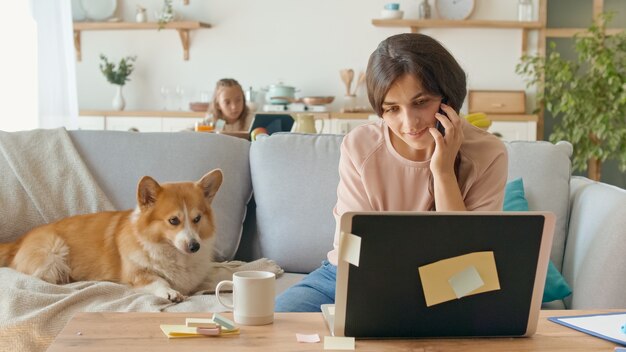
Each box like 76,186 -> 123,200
217,86 -> 244,123
381,73 -> 442,161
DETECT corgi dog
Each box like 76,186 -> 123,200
0,169 -> 223,302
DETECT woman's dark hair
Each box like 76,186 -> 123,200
366,33 -> 465,209
366,33 -> 467,116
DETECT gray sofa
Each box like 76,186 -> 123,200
67,130 -> 626,309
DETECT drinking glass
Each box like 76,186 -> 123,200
160,86 -> 170,110
175,85 -> 186,110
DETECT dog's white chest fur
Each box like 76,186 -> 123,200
130,238 -> 214,295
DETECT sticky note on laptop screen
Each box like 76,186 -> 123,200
418,251 -> 500,307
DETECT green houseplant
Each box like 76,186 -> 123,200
99,54 -> 136,111
516,13 -> 626,181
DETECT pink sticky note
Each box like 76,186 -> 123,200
197,326 -> 221,336
296,333 -> 321,343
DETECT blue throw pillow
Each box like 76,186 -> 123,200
504,178 -> 572,302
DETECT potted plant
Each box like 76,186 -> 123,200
516,13 -> 626,181
99,54 -> 137,111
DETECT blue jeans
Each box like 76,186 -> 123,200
275,260 -> 336,312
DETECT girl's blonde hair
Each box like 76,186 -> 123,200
210,78 -> 249,130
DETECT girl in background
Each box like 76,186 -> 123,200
209,78 -> 252,132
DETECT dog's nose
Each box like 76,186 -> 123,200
188,240 -> 200,253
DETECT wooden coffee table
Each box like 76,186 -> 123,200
47,310 -> 621,351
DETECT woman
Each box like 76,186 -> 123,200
275,33 -> 508,312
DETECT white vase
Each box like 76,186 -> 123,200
112,85 -> 125,111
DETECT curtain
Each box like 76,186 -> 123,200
31,0 -> 78,129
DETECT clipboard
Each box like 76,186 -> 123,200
548,312 -> 626,346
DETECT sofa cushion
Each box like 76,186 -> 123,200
250,133 -> 343,273
504,178 -> 572,303
68,131 -> 252,261
504,141 -> 572,270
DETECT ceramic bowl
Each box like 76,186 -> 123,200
384,3 -> 400,10
381,9 -> 404,20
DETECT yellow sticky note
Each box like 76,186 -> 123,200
339,232 -> 361,267
160,324 -> 239,339
160,324 -> 203,338
418,251 -> 500,307
324,336 -> 355,350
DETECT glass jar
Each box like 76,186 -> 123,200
518,0 -> 533,21
343,94 -> 357,112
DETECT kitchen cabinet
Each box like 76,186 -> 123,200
328,113 -> 376,134
162,117 -> 201,132
487,114 -> 538,141
253,112 -> 373,135
77,116 -> 105,130
105,117 -> 162,132
79,110 -> 204,132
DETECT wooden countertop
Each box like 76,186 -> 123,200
80,110 -> 206,118
79,110 -> 374,119
79,110 -> 538,122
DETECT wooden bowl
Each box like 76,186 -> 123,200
301,96 -> 334,105
189,102 -> 210,112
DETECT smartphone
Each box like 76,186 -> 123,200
436,98 -> 448,136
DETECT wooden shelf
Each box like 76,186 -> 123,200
73,21 -> 211,61
487,114 -> 538,122
372,19 -> 543,57
371,19 -> 543,30
546,27 -> 624,38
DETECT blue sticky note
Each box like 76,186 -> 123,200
212,313 -> 236,330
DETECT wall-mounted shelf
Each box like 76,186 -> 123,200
371,19 -> 543,30
73,21 -> 211,61
545,27 -> 624,38
372,19 -> 543,55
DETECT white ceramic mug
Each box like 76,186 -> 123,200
215,271 -> 275,325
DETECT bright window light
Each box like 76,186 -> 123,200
0,2 -> 38,131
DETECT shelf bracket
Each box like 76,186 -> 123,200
176,29 -> 190,60
74,30 -> 82,62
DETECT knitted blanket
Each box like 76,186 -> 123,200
0,129 -> 282,352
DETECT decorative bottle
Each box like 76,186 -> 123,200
518,0 -> 533,21
418,0 -> 431,19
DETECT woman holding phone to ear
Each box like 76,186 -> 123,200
275,33 -> 508,312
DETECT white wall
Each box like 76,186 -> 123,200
75,0 -> 539,113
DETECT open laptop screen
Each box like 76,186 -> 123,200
333,212 -> 555,339
248,114 -> 294,135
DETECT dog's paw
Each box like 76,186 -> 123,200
166,289 -> 186,303
154,287 -> 186,302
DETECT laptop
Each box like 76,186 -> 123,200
248,114 -> 294,136
323,211 -> 556,339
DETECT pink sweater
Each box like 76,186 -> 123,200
327,118 -> 508,265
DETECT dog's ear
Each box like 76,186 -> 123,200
197,169 -> 223,204
137,176 -> 161,209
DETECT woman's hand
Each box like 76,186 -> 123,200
428,103 -> 464,178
